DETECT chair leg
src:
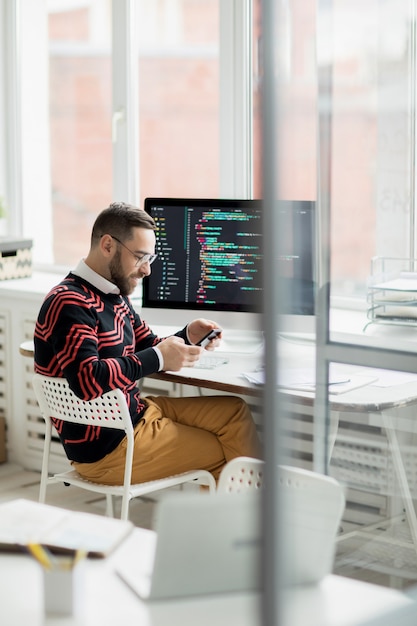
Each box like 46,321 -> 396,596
120,496 -> 130,522
39,422 -> 53,504
105,494 -> 114,517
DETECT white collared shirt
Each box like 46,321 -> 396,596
72,259 -> 120,294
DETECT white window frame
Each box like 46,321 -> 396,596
112,0 -> 139,205
2,0 -> 53,264
219,0 -> 253,199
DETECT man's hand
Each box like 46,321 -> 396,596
187,319 -> 223,351
157,336 -> 202,371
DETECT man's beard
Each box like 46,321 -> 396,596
109,252 -> 140,296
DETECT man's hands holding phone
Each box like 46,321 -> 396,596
157,319 -> 222,371
157,336 -> 201,371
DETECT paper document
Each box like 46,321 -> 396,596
362,368 -> 417,388
372,276 -> 417,292
242,368 -> 378,394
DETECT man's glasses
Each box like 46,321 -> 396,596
109,235 -> 157,267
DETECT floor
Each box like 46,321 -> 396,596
334,521 -> 417,590
0,462 -> 162,530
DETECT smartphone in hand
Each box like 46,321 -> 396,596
196,328 -> 222,348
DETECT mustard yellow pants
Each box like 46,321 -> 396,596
73,394 -> 261,486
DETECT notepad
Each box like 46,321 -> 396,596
0,499 -> 133,558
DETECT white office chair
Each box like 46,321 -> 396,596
278,463 -> 345,585
32,373 -> 216,521
218,457 -> 345,584
217,456 -> 264,493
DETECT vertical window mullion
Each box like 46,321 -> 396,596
4,0 -> 23,236
112,0 -> 139,205
219,0 -> 253,199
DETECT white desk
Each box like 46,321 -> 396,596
0,527 -> 413,626
19,334 -> 417,408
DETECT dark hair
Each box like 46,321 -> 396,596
91,202 -> 155,245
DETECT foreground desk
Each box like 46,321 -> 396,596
0,526 -> 413,626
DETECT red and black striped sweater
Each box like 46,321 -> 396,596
34,273 -> 187,463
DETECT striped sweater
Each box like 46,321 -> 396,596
34,273 -> 187,463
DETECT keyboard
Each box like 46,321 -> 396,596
193,355 -> 230,370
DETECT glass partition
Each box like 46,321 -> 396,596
315,0 -> 417,598
327,0 -> 415,314
263,3 -> 417,624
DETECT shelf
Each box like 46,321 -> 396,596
366,257 -> 417,328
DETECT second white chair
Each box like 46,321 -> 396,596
32,373 -> 217,521
217,456 -> 264,493
217,456 -> 346,585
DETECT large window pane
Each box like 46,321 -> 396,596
48,0 -> 112,266
330,0 -> 411,300
136,0 -> 220,202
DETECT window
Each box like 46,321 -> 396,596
8,0 -> 255,269
136,0 -> 220,201
328,0 -> 412,302
48,0 -> 113,265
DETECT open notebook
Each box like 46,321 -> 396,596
0,498 -> 133,558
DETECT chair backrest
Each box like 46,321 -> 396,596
32,373 -> 133,435
217,456 -> 264,493
33,373 -> 136,510
278,464 -> 345,586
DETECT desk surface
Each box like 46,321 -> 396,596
0,526 -> 413,626
150,350 -> 262,397
20,332 -> 417,413
151,339 -> 417,414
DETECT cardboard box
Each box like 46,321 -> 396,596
0,238 -> 33,280
0,417 -> 6,463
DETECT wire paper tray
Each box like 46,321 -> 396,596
366,257 -> 417,329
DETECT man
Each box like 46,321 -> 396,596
34,202 -> 261,485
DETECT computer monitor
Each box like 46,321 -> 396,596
141,197 -> 316,350
276,199 -> 316,337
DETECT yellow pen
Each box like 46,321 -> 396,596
73,549 -> 87,568
27,543 -> 52,570
62,549 -> 87,571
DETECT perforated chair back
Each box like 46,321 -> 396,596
32,374 -> 216,520
34,376 -> 132,431
217,456 -> 264,494
217,458 -> 345,585
278,464 -> 345,585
